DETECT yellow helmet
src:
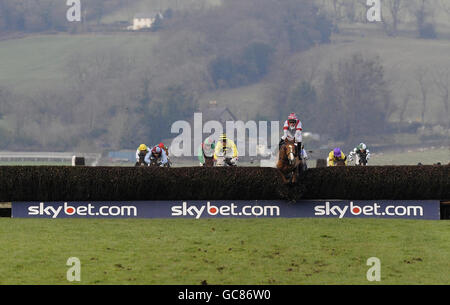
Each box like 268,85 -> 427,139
138,144 -> 147,151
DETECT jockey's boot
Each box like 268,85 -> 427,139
296,142 -> 302,160
279,139 -> 285,150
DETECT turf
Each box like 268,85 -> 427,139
0,218 -> 449,285
370,147 -> 450,166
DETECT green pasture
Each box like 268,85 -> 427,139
0,218 -> 448,285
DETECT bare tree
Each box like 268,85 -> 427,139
411,0 -> 436,38
321,53 -> 391,143
439,0 -> 450,16
383,0 -> 403,36
331,0 -> 343,21
414,67 -> 429,125
432,67 -> 450,129
0,86 -> 12,117
342,0 -> 356,23
398,92 -> 412,125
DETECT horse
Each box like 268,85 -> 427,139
357,152 -> 368,166
149,157 -> 171,167
215,156 -> 237,167
149,158 -> 159,167
335,156 -> 347,166
276,139 -> 302,184
135,152 -> 148,167
327,156 -> 347,167
203,156 -> 215,167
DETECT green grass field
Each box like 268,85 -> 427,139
1,22 -> 450,123
370,147 -> 450,166
0,218 -> 449,285
0,33 -> 159,94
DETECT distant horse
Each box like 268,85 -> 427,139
327,156 -> 347,167
149,158 -> 159,167
357,152 -> 368,166
149,157 -> 171,167
335,156 -> 347,166
203,156 -> 214,167
135,152 -> 148,167
276,139 -> 302,184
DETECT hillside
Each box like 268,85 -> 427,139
1,28 -> 449,123
0,0 -> 449,154
0,33 -> 160,94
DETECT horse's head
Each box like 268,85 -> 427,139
336,156 -> 347,166
359,153 -> 367,165
204,156 -> 214,167
138,151 -> 147,164
283,140 -> 296,165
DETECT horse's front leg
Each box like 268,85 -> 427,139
278,169 -> 290,184
277,161 -> 290,184
291,169 -> 297,184
291,158 -> 302,184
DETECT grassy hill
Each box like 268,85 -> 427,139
3,30 -> 448,122
195,26 -> 450,125
0,0 -> 449,155
0,33 -> 160,94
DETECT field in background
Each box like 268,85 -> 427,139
0,0 -> 449,156
0,33 -> 159,94
1,23 -> 449,124
0,218 -> 448,285
0,147 -> 447,167
369,147 -> 449,166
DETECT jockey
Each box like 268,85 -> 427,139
214,133 -> 239,166
150,145 -> 168,166
348,143 -> 371,166
198,137 -> 216,166
280,113 -> 303,159
327,148 -> 347,167
136,144 -> 151,165
158,142 -> 169,157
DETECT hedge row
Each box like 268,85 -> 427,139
0,165 -> 448,202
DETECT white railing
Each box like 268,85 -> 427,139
0,152 -> 102,166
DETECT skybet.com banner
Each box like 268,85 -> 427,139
12,200 -> 440,219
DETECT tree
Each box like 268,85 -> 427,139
322,53 -> 391,142
439,0 -> 450,16
398,91 -> 412,126
384,0 -> 404,36
0,86 -> 12,119
414,67 -> 429,125
412,0 -> 436,39
286,80 -> 318,129
432,67 -> 450,130
208,42 -> 274,89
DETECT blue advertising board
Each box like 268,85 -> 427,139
12,200 -> 440,220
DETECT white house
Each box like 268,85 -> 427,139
128,12 -> 163,31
